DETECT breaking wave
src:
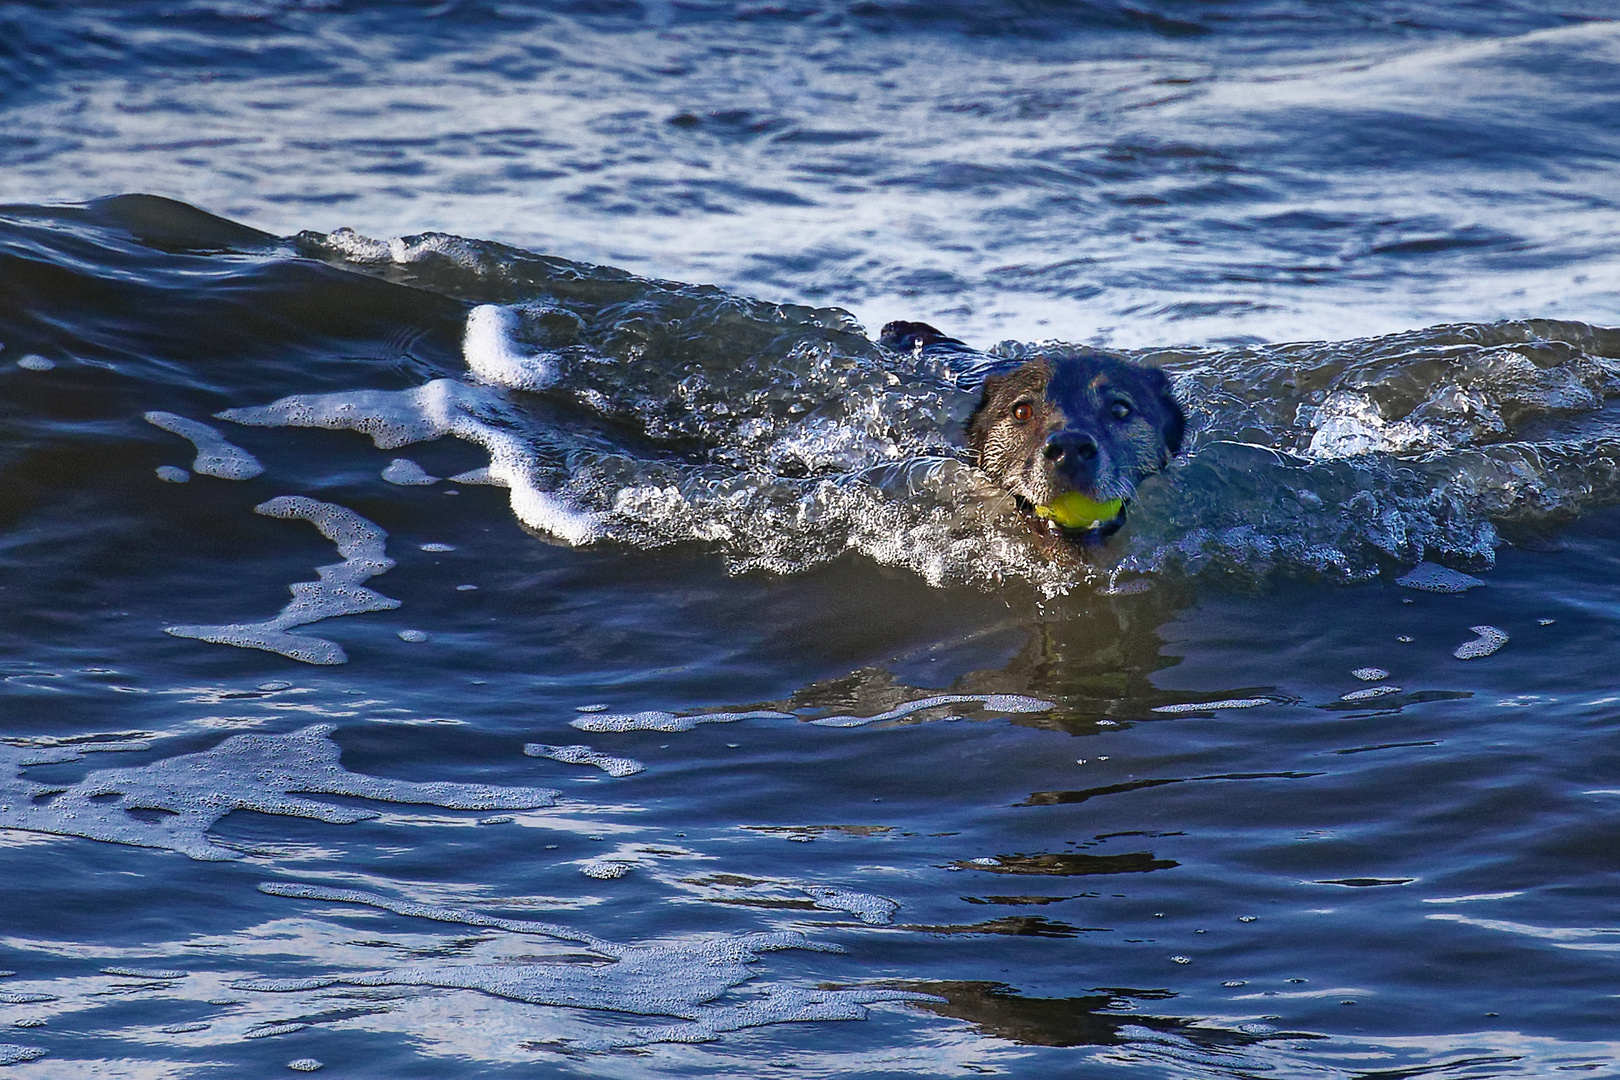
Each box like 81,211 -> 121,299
212,226 -> 1620,593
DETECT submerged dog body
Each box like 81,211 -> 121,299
882,321 -> 1186,539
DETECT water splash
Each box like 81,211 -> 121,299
233,231 -> 1620,591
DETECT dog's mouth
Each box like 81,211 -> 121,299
1016,490 -> 1129,541
1032,490 -> 1125,531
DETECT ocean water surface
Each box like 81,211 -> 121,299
6,3 -> 1620,1077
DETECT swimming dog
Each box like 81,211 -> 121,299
881,321 -> 1185,540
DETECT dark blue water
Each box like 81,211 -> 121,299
7,4 -> 1620,1077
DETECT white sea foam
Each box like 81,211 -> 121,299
571,695 -> 1054,732
580,860 -> 633,879
1339,685 -> 1402,702
145,410 -> 265,479
804,693 -> 1055,728
1150,698 -> 1274,714
802,886 -> 899,925
381,457 -> 438,485
684,873 -> 900,925
218,380 -> 600,545
523,744 -> 645,777
463,305 -> 558,391
16,354 -> 54,371
247,883 -> 931,1050
448,466 -> 503,485
397,629 -> 430,643
570,709 -> 791,733
1352,668 -> 1390,681
419,542 -> 456,552
0,1045 -> 45,1065
287,1060 -> 323,1072
1454,625 -> 1509,660
101,967 -> 186,980
1396,562 -> 1486,593
155,465 -> 190,483
166,496 -> 400,664
0,725 -> 558,861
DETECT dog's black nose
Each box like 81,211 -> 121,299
1044,432 -> 1098,463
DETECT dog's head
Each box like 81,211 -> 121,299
966,355 -> 1185,537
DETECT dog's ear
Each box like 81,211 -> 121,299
880,320 -> 967,351
1143,367 -> 1186,457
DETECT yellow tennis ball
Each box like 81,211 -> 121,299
1034,491 -> 1124,530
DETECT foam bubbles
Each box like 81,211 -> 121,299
805,693 -> 1055,728
0,1045 -> 45,1065
1352,668 -> 1390,681
448,466 -> 502,485
1396,562 -> 1486,593
381,458 -> 438,486
524,744 -> 645,777
397,629 -> 430,643
144,411 -> 264,480
463,305 -> 558,391
1339,686 -> 1402,702
580,860 -> 632,879
155,465 -> 190,483
287,1061 -> 323,1073
166,496 -> 400,665
571,709 -> 790,733
247,882 -> 931,1050
219,381 -> 600,545
802,886 -> 899,925
1454,625 -> 1509,660
419,543 -> 456,552
1150,698 -> 1273,714
16,355 -> 54,371
0,724 -> 558,861
572,695 -> 1054,732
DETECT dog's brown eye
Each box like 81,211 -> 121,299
1011,401 -> 1034,423
1110,401 -> 1133,421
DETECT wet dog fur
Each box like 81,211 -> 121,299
881,321 -> 1185,539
